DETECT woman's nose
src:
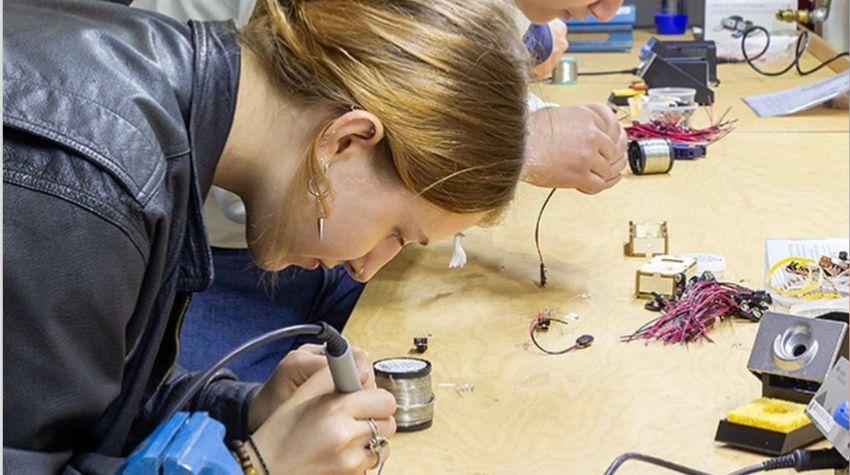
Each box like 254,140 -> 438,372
589,0 -> 622,22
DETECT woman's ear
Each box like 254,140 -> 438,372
319,110 -> 385,164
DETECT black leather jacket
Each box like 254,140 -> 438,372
3,1 -> 258,472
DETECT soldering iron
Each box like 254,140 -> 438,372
119,322 -> 362,474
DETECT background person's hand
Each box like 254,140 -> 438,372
249,343 -> 375,431
531,20 -> 569,80
252,371 -> 397,475
522,104 -> 627,193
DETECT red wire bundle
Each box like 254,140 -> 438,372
625,107 -> 736,144
622,276 -> 770,345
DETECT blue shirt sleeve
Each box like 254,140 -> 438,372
524,23 -> 554,65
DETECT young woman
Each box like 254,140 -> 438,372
129,0 -> 627,386
3,0 -> 528,473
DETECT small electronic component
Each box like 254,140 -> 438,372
575,334 -> 595,349
608,88 -> 645,106
413,335 -> 429,353
625,221 -> 669,258
528,310 -> 594,355
635,255 -> 697,299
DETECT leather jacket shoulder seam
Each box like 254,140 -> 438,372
4,76 -> 168,204
5,76 -> 162,155
5,170 -> 149,263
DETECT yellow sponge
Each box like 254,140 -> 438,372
727,397 -> 811,433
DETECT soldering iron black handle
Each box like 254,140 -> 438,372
790,448 -> 847,472
317,321 -> 348,357
728,448 -> 847,475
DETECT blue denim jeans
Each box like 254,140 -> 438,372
178,247 -> 366,382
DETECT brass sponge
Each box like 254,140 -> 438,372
727,397 -> 811,433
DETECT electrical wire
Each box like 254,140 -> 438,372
534,188 -> 557,287
165,323 -> 336,420
741,26 -> 849,77
603,452 -> 711,475
625,106 -> 736,144
622,274 -> 771,344
604,449 -> 848,475
578,67 -> 639,76
727,448 -> 847,474
528,313 -> 594,355
727,466 -> 767,475
528,312 -> 576,355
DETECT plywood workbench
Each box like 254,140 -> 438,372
345,30 -> 849,474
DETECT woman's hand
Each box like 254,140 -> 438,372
249,343 -> 375,431
522,103 -> 627,193
251,371 -> 397,475
531,20 -> 569,80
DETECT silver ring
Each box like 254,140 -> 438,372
366,418 -> 389,455
370,450 -> 383,470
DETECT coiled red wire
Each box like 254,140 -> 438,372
625,107 -> 736,144
623,275 -> 771,345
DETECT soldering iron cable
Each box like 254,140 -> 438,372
604,449 -> 847,475
164,322 -> 349,421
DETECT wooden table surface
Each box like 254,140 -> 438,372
345,30 -> 849,474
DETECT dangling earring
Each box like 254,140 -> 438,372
307,162 -> 331,241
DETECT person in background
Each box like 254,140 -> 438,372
526,19 -> 570,80
129,0 -> 627,385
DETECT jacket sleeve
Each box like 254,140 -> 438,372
5,149 -> 263,473
136,366 -> 261,443
3,180 -> 148,474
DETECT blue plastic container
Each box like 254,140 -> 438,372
655,12 -> 688,34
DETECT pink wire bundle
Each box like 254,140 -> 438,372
623,274 -> 771,345
625,107 -> 736,144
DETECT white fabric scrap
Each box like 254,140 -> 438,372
449,233 -> 467,268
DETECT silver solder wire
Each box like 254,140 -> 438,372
377,373 -> 434,428
640,139 -> 673,175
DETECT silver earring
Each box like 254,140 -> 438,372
307,162 -> 331,241
316,214 -> 324,241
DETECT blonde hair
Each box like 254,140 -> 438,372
240,0 -> 529,219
